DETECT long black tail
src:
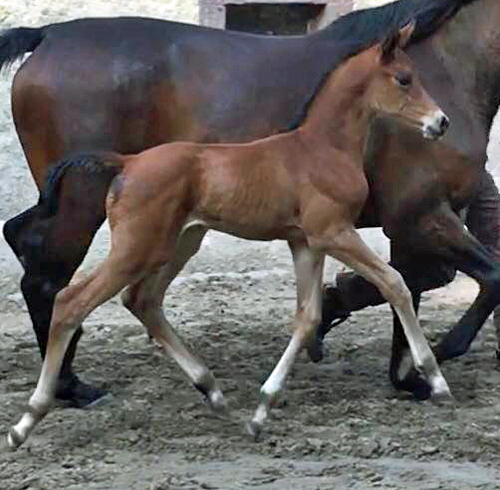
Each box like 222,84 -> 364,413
0,26 -> 46,70
39,152 -> 124,217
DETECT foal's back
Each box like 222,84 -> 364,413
109,134 -> 307,241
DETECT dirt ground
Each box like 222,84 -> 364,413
2,250 -> 500,490
2,1 -> 500,489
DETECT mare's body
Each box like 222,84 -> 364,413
1,0 -> 499,404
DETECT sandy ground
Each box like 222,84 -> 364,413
1,1 -> 500,489
2,258 -> 500,490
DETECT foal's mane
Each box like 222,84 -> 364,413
287,0 -> 478,131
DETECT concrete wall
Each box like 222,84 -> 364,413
0,0 -> 199,26
354,0 -> 391,8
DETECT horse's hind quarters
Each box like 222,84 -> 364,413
422,110 -> 450,140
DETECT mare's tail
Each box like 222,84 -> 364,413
39,152 -> 126,217
0,26 -> 46,70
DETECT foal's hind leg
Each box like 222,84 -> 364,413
312,226 -> 451,401
248,239 -> 324,439
8,258 -> 137,449
121,226 -> 225,410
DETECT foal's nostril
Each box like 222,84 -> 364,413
439,114 -> 450,133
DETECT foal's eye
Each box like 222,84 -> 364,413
395,72 -> 412,87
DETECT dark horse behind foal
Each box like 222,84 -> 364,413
1,0 -> 499,406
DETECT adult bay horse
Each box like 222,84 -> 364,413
1,0 -> 499,406
7,29 -> 451,448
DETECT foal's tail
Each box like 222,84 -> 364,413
39,152 -> 126,217
0,26 -> 45,71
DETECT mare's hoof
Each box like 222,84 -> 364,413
392,367 -> 433,401
306,338 -> 325,363
56,376 -> 108,408
496,349 -> 500,361
245,420 -> 263,442
307,285 -> 351,364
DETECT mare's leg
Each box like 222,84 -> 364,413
394,176 -> 500,387
8,257 -> 138,449
248,239 -> 324,439
308,249 -> 455,363
463,171 -> 500,357
3,205 -> 39,268
121,225 -> 225,410
5,170 -> 112,407
314,201 -> 500,397
314,226 -> 451,399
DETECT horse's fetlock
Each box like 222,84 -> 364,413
193,370 -> 216,397
28,397 -> 51,420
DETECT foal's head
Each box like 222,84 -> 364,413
365,22 -> 449,140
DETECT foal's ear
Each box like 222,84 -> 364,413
398,20 -> 416,49
380,20 -> 415,64
380,32 -> 399,64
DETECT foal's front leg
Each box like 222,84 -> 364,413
312,225 -> 451,400
248,239 -> 324,439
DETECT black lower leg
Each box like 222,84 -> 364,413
388,292 -> 432,399
307,256 -> 455,363
21,273 -> 107,407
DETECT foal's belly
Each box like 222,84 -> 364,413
181,215 -> 303,242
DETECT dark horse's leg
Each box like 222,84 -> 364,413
389,172 -> 500,393
3,168 -> 112,407
309,173 -> 500,399
308,250 -> 456,363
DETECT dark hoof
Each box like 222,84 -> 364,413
496,349 -> 500,361
391,367 -> 433,401
56,375 -> 108,408
306,337 -> 325,363
307,285 -> 351,363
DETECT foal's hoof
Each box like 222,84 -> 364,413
245,420 -> 263,442
56,375 -> 108,408
7,428 -> 23,450
430,377 -> 454,405
208,389 -> 228,416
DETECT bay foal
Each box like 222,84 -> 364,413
8,24 -> 450,448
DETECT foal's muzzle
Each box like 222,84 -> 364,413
422,111 -> 450,140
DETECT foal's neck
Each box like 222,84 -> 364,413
298,56 -> 374,165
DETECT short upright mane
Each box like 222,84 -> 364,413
287,0 -> 478,131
